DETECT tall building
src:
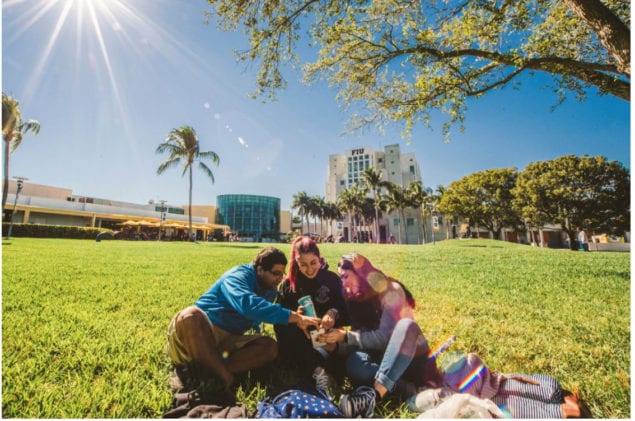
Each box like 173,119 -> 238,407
215,194 -> 281,242
325,143 -> 424,244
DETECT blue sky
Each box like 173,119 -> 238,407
2,0 -> 630,211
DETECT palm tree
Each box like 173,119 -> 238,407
361,196 -> 378,242
322,201 -> 341,237
291,191 -> 311,234
307,195 -> 322,236
360,167 -> 389,243
2,93 -> 40,211
383,183 -> 407,244
337,184 -> 365,242
313,196 -> 327,237
156,126 -> 219,240
406,181 -> 427,244
434,185 -> 451,239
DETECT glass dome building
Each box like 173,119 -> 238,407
216,194 -> 281,241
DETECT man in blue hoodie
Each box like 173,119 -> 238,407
167,247 -> 321,391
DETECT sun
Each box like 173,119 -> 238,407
3,0 -> 136,104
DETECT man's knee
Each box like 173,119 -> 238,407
258,336 -> 279,362
176,306 -> 210,333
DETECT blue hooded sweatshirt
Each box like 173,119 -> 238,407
195,264 -> 291,334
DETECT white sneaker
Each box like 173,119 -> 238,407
313,367 -> 333,401
407,387 -> 455,412
340,385 -> 376,418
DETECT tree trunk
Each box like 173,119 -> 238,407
374,205 -> 380,244
399,209 -> 406,244
188,165 -> 193,240
2,137 -> 11,212
564,0 -> 630,76
349,212 -> 354,242
421,206 -> 428,244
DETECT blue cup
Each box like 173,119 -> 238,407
297,295 -> 317,317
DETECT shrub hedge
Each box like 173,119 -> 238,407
1,223 -> 112,239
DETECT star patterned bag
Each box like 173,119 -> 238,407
256,389 -> 343,418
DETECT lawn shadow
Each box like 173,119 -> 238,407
212,244 -> 266,250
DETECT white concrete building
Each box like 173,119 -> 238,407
325,143 -> 430,244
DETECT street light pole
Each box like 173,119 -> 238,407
158,200 -> 166,241
7,177 -> 27,239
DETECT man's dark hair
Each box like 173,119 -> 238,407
253,247 -> 287,271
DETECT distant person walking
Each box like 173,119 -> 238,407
577,228 -> 589,252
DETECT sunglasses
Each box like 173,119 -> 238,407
337,259 -> 354,271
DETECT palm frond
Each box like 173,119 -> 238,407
10,133 -> 24,152
156,142 -> 181,155
198,162 -> 215,182
198,150 -> 220,165
157,157 -> 182,174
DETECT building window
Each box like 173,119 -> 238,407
340,180 -> 345,186
410,165 -> 415,174
407,218 -> 414,226
393,218 -> 399,226
378,158 -> 383,163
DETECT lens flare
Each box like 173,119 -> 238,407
457,363 -> 485,392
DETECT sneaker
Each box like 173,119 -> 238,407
340,385 -> 377,418
170,365 -> 199,392
407,387 -> 455,412
313,367 -> 333,401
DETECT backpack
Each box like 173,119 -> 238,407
256,389 -> 343,418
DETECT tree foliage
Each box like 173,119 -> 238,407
291,191 -> 312,234
204,0 -> 629,140
2,92 -> 40,212
438,168 -> 521,238
360,166 -> 389,243
337,184 -> 366,242
512,155 -> 630,239
383,183 -> 408,243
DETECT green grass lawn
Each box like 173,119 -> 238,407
2,238 -> 630,418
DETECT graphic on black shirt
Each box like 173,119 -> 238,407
314,285 -> 331,304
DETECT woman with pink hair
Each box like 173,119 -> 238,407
319,253 -> 442,417
274,236 -> 350,400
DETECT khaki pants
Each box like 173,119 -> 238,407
166,306 -> 263,366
